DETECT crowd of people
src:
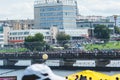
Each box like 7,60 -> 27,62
0,49 -> 120,59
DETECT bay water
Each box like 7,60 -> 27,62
0,60 -> 120,80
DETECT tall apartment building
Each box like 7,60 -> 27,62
34,0 -> 77,29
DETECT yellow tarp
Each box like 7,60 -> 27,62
67,70 -> 120,80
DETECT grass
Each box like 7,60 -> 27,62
85,41 -> 120,50
0,48 -> 28,53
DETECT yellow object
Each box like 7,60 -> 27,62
42,54 -> 48,60
111,74 -> 120,80
67,70 -> 120,80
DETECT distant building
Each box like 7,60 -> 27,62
8,29 -> 51,44
0,19 -> 34,30
76,21 -> 114,37
107,15 -> 120,27
76,21 -> 114,29
0,23 -> 10,46
8,26 -> 89,44
34,0 -> 77,29
63,29 -> 89,40
76,15 -> 109,22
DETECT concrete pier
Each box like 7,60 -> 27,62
3,59 -> 18,66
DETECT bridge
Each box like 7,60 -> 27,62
0,51 -> 120,68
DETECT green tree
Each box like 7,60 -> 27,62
25,36 -> 34,42
24,33 -> 45,51
115,26 -> 120,34
94,25 -> 110,41
56,32 -> 70,46
34,33 -> 44,42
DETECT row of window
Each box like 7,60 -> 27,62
40,6 -> 62,12
40,6 -> 75,12
9,32 -> 29,35
40,12 -> 75,16
9,36 -> 51,41
40,17 -> 75,21
40,17 -> 63,21
40,12 -> 62,16
9,37 -> 25,40
40,21 -> 76,29
40,22 -> 63,26
77,24 -> 114,28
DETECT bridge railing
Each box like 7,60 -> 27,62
0,51 -> 120,60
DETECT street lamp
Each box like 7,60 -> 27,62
90,21 -> 94,39
113,15 -> 117,35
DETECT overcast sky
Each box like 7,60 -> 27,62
0,0 -> 120,20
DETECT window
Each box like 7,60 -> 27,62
108,24 -> 113,28
18,32 -> 23,35
0,35 -> 3,38
46,32 -> 49,34
12,32 -> 17,35
0,39 -> 3,42
24,32 -> 29,35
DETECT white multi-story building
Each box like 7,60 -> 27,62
34,0 -> 77,29
8,27 -> 89,44
8,29 -> 51,43
0,23 -> 10,46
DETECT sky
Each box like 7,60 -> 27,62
0,0 -> 120,20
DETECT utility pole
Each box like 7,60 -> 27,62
113,15 -> 117,35
90,21 -> 93,39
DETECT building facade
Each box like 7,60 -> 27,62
8,29 -> 51,44
0,24 -> 4,45
0,19 -> 34,30
8,27 -> 89,44
76,21 -> 114,37
107,15 -> 120,27
63,29 -> 89,40
76,15 -> 109,22
76,21 -> 114,29
34,0 -> 77,29
0,23 -> 10,46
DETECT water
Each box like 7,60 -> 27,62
0,60 -> 120,80
0,60 -> 79,80
0,69 -> 120,80
0,69 -> 79,80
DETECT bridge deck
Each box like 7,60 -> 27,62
0,51 -> 120,60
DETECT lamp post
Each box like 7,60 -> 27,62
114,15 -> 117,35
90,21 -> 93,39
